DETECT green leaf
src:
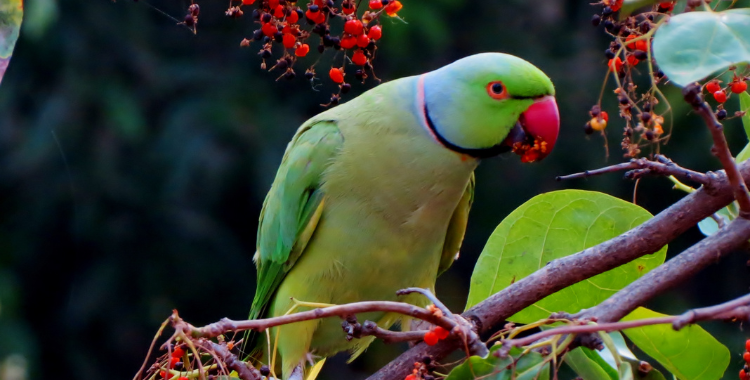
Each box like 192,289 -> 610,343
466,190 -> 667,323
621,307 -> 730,380
620,0 -> 661,18
565,347 -> 617,380
445,345 -> 549,380
652,9 -> 750,87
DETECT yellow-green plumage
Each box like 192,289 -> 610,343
248,53 -> 556,379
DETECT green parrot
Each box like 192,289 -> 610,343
247,53 -> 559,379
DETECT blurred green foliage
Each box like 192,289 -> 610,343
0,0 -> 749,379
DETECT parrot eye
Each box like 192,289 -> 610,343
486,81 -> 508,100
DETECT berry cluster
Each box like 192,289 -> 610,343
154,345 -> 189,380
704,74 -> 748,115
403,356 -> 436,380
587,0 -> 676,157
741,339 -> 750,380
181,0 -> 403,106
587,0 -> 750,158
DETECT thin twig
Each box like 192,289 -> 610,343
503,291 -> 750,354
181,301 -> 455,340
682,83 -> 750,217
500,317 -> 675,351
673,292 -> 750,329
196,341 -> 261,380
397,287 -> 453,320
556,156 -> 710,185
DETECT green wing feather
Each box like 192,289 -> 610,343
437,173 -> 475,276
246,121 -> 343,351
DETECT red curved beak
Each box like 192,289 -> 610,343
503,96 -> 560,163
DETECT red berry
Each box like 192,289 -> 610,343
626,55 -> 639,66
287,9 -> 299,23
269,0 -> 279,8
342,2 -> 355,14
608,57 -> 623,72
746,339 -> 750,351
344,19 -> 364,35
659,1 -> 675,11
732,80 -> 748,94
626,34 -> 637,49
404,376 -> 416,380
368,25 -> 382,40
172,347 -> 185,358
242,0 -> 256,5
423,331 -> 439,346
274,4 -> 285,18
384,0 -> 402,16
283,33 -> 296,49
610,0 -> 623,11
744,352 -> 750,363
329,67 -> 344,83
352,50 -> 367,66
295,43 -> 310,57
713,90 -> 727,103
600,111 -> 609,122
635,39 -> 648,52
178,377 -> 189,380
434,326 -> 450,340
741,369 -> 747,380
305,8 -> 325,24
341,35 -> 357,49
313,11 -> 326,24
159,371 -> 167,379
369,0 -> 383,9
262,22 -> 278,37
357,34 -> 370,48
169,356 -> 180,369
705,80 -> 721,94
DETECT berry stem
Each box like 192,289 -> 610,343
683,83 -> 750,218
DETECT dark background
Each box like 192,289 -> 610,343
1,0 -> 750,379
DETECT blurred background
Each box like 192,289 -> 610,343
1,0 -> 750,379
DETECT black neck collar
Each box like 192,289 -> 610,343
422,102 -> 511,159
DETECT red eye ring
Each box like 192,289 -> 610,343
486,81 -> 509,100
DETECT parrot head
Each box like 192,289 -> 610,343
420,53 -> 559,162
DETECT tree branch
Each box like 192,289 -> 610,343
367,161 -> 750,380
673,292 -> 750,329
179,301 -> 455,340
682,83 -> 750,217
501,291 -> 750,352
556,155 -> 710,186
578,217 -> 750,323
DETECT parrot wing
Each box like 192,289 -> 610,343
248,120 -> 343,327
437,172 -> 475,276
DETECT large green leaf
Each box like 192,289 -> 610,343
621,307 -> 729,380
652,9 -> 750,87
445,345 -> 549,380
466,190 -> 667,323
0,0 -> 22,86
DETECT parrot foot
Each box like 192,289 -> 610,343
290,298 -> 338,309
